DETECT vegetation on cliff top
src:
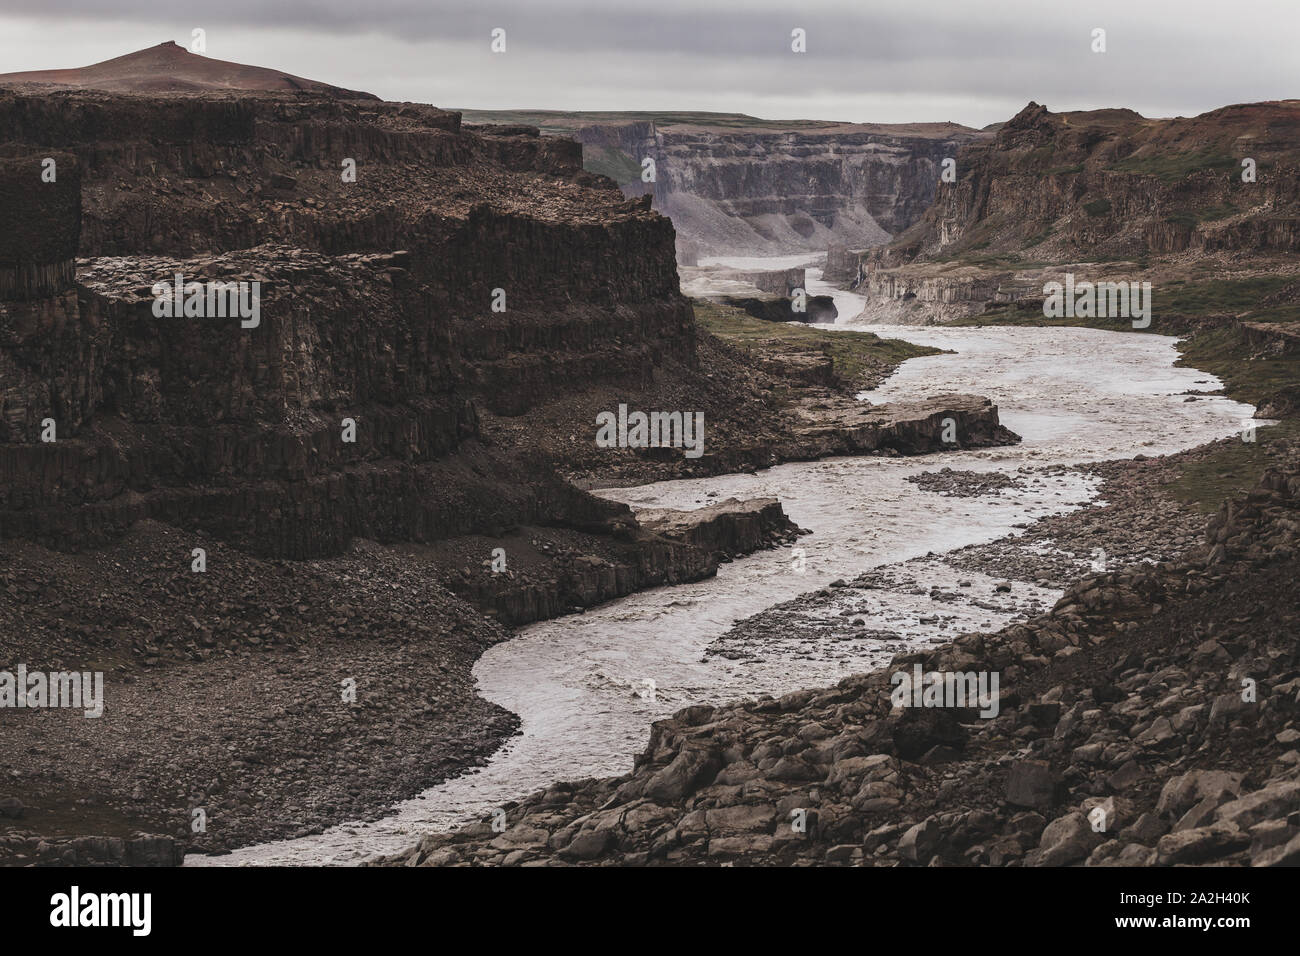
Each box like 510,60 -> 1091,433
951,274 -> 1299,329
1107,148 -> 1241,183
693,298 -> 943,392
1167,418 -> 1297,512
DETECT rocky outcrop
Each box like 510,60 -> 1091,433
779,394 -> 1019,458
715,267 -> 806,297
823,244 -> 861,285
1242,321 -> 1300,357
639,497 -> 805,560
626,394 -> 1020,480
713,293 -> 837,325
435,532 -> 715,630
852,267 -> 1026,324
679,264 -> 837,323
383,455 -> 1300,867
439,499 -> 805,628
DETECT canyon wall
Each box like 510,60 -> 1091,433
845,100 -> 1300,324
0,90 -> 697,557
464,112 -> 986,258
875,101 -> 1300,266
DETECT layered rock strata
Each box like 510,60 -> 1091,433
0,91 -> 694,557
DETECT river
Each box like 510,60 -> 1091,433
191,256 -> 1257,865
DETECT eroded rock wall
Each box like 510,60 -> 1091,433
876,101 -> 1300,266
0,92 -> 696,557
552,118 -> 985,257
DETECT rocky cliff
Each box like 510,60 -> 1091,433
0,89 -> 695,558
462,111 -> 986,258
876,100 -> 1300,266
842,100 -> 1300,327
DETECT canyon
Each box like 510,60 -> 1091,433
460,109 -> 986,258
2,42 -> 1297,871
841,101 -> 1300,329
0,47 -> 1017,862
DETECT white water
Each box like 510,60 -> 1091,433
195,257 -> 1257,865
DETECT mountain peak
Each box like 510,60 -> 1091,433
0,42 -> 378,99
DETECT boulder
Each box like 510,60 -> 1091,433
1006,760 -> 1060,810
1156,823 -> 1249,865
1027,812 -> 1097,866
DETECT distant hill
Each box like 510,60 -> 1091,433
0,41 -> 378,99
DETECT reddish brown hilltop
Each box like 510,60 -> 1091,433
0,40 -> 378,99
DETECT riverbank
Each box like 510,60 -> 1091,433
0,521 -> 517,864
0,491 -> 810,864
481,299 -> 1018,489
381,437 -> 1300,867
0,295 -> 980,864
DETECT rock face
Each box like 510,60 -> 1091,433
624,393 -> 1019,480
679,264 -> 838,323
463,111 -> 987,257
0,89 -> 695,558
875,100 -> 1300,266
836,100 -> 1300,325
429,499 -> 805,629
638,497 -> 805,560
851,265 -> 1028,324
382,455 -> 1300,867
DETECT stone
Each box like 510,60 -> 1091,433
1027,812 -> 1097,866
1251,832 -> 1300,867
1006,759 -> 1059,810
1155,823 -> 1249,865
898,819 -> 941,863
1155,770 -> 1243,819
767,755 -> 820,782
561,830 -> 613,861
643,746 -> 722,803
1215,781 -> 1300,830
704,805 -> 776,833
1119,812 -> 1168,845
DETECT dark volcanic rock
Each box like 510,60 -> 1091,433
379,453 -> 1300,867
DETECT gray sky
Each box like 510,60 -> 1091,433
2,0 -> 1296,127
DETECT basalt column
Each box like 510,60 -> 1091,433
0,151 -> 114,545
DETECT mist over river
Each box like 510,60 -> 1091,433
192,257 -> 1258,865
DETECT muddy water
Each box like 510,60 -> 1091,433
195,258 -> 1257,865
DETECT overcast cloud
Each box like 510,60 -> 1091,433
1,1 -> 1296,127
